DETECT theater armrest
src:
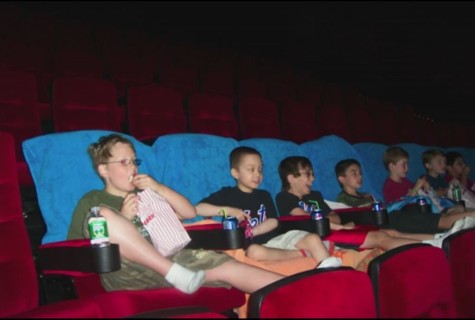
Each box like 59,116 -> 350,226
37,239 -> 121,275
185,223 -> 246,250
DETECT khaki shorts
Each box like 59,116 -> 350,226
263,230 -> 310,250
101,249 -> 233,291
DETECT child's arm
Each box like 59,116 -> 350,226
132,174 -> 196,220
327,212 -> 355,230
251,218 -> 278,236
408,176 -> 429,196
195,203 -> 249,222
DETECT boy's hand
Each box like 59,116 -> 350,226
132,174 -> 160,191
121,193 -> 139,220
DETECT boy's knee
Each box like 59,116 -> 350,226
245,244 -> 266,260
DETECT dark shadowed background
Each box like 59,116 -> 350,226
8,1 -> 475,124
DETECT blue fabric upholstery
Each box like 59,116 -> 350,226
22,130 -> 158,244
353,142 -> 388,202
152,133 -> 239,223
238,138 -> 302,203
300,135 -> 370,201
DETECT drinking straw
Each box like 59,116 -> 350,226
308,200 -> 319,210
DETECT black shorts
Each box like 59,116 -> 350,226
383,206 -> 443,234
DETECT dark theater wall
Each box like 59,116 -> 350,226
5,1 -> 475,124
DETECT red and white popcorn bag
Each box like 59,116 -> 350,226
136,188 -> 191,257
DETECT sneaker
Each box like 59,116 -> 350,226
434,232 -> 446,239
447,218 -> 466,236
462,216 -> 475,230
422,237 -> 443,249
316,256 -> 342,269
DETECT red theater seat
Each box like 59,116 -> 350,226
127,84 -> 187,143
368,243 -> 457,318
188,93 -> 239,139
238,97 -> 282,139
442,227 -> 475,318
248,267 -> 377,318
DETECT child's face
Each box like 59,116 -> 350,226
448,157 -> 465,177
288,165 -> 315,197
390,158 -> 409,178
425,154 -> 446,175
99,142 -> 139,197
340,164 -> 363,190
231,154 -> 263,193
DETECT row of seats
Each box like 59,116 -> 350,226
1,70 -> 473,191
3,130 -> 474,318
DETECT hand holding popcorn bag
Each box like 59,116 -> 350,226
136,188 -> 191,257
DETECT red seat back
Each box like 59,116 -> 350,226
368,243 -> 457,318
127,84 -> 187,142
248,267 -> 377,318
188,93 -> 238,139
443,228 -> 475,317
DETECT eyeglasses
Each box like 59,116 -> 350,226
298,171 -> 314,178
104,158 -> 142,167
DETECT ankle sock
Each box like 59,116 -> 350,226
165,263 -> 205,294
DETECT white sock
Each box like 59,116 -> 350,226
165,263 -> 205,294
462,216 -> 475,229
316,256 -> 342,269
422,238 -> 443,249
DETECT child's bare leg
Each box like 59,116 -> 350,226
438,211 -> 475,229
293,233 -> 330,263
100,207 -> 204,293
246,244 -> 302,261
204,259 -> 284,294
380,229 -> 435,241
100,207 -> 173,274
361,230 -> 420,251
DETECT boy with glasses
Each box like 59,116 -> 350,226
67,134 -> 284,295
276,156 -> 448,251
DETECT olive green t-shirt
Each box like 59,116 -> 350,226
68,190 -> 231,291
335,191 -> 373,208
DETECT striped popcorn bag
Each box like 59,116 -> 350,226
136,188 -> 191,257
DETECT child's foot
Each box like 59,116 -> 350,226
316,256 -> 342,269
462,216 -> 475,230
165,263 -> 205,294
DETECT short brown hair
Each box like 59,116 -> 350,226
88,134 -> 135,173
383,146 -> 409,170
278,156 -> 313,191
421,149 -> 445,167
229,146 -> 261,169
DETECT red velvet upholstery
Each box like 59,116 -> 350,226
0,131 -> 103,318
52,76 -> 122,132
127,84 -> 187,142
160,66 -> 199,97
54,49 -> 105,78
442,228 -> 475,318
188,93 -> 239,139
236,77 -> 268,101
316,104 -> 351,141
346,106 -> 377,144
238,97 -> 282,139
281,101 -> 319,143
200,70 -> 236,102
368,243 -> 457,318
36,237 -> 246,318
248,267 -> 377,318
0,69 -> 42,186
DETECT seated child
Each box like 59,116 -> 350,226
445,151 -> 474,192
195,146 -> 342,269
67,134 -> 285,295
382,146 -> 475,232
275,156 -> 460,251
